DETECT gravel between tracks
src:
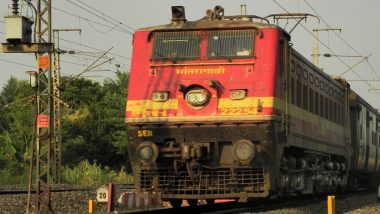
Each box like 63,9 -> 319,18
0,185 -> 105,214
1,186 -> 380,213
256,193 -> 380,214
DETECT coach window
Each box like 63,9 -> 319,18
325,97 -> 329,119
339,104 -> 342,124
339,104 -> 343,124
337,103 -> 340,123
303,69 -> 308,80
325,96 -> 331,120
291,77 -> 295,104
309,73 -> 314,85
309,88 -> 314,113
291,61 -> 295,73
372,132 -> 376,146
333,102 -> 337,123
366,111 -> 370,128
152,31 -> 200,60
315,77 -> 319,87
320,94 -> 324,118
296,80 -> 302,107
207,30 -> 254,59
315,91 -> 319,115
303,84 -> 308,110
296,65 -> 302,77
320,81 -> 324,91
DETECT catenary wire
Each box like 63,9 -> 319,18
58,37 -> 131,60
272,0 -> 380,96
303,0 -> 380,81
52,6 -> 131,35
74,0 -> 135,31
65,0 -> 134,35
0,57 -> 35,69
59,45 -> 130,68
28,0 -> 132,35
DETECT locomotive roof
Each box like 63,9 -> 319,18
136,18 -> 287,34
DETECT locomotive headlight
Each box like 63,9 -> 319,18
185,88 -> 209,107
233,140 -> 255,162
136,141 -> 159,164
230,89 -> 247,100
152,91 -> 169,102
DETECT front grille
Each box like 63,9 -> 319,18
139,168 -> 265,195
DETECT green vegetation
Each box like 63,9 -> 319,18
63,160 -> 133,185
0,73 -> 132,185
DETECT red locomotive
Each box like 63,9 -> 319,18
125,5 -> 380,207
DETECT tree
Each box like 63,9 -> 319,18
0,77 -> 34,174
0,76 -> 19,106
61,73 -> 130,170
0,73 -> 131,177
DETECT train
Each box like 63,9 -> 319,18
125,5 -> 380,207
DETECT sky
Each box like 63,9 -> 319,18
1,0 -> 380,109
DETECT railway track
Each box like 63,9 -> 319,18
0,183 -> 135,195
0,184 -> 377,213
126,189 -> 377,214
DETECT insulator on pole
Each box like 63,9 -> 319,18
11,0 -> 19,15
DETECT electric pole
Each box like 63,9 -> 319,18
1,0 -> 53,212
311,28 -> 341,67
52,28 -> 81,184
32,0 -> 53,212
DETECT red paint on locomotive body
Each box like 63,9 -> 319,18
126,28 -> 281,122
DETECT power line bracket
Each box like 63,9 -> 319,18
1,43 -> 54,53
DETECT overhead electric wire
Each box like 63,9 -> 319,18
57,44 -> 131,70
27,0 -> 132,35
0,58 -> 35,69
52,6 -> 131,35
272,0 -> 380,97
65,0 -> 134,35
26,0 -> 132,65
74,0 -> 135,31
58,36 -> 131,60
303,0 -> 380,81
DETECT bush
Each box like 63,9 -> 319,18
0,169 -> 29,185
62,160 -> 133,185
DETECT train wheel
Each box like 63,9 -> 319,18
169,199 -> 182,208
206,199 -> 215,205
187,199 -> 198,206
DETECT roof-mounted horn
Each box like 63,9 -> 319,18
206,5 -> 224,20
171,6 -> 187,24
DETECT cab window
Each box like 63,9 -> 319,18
152,31 -> 200,60
207,30 -> 254,59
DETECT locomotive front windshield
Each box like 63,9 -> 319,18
207,30 -> 254,59
151,30 -> 255,60
152,31 -> 200,60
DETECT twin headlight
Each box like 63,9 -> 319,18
185,88 -> 210,108
152,91 -> 169,102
